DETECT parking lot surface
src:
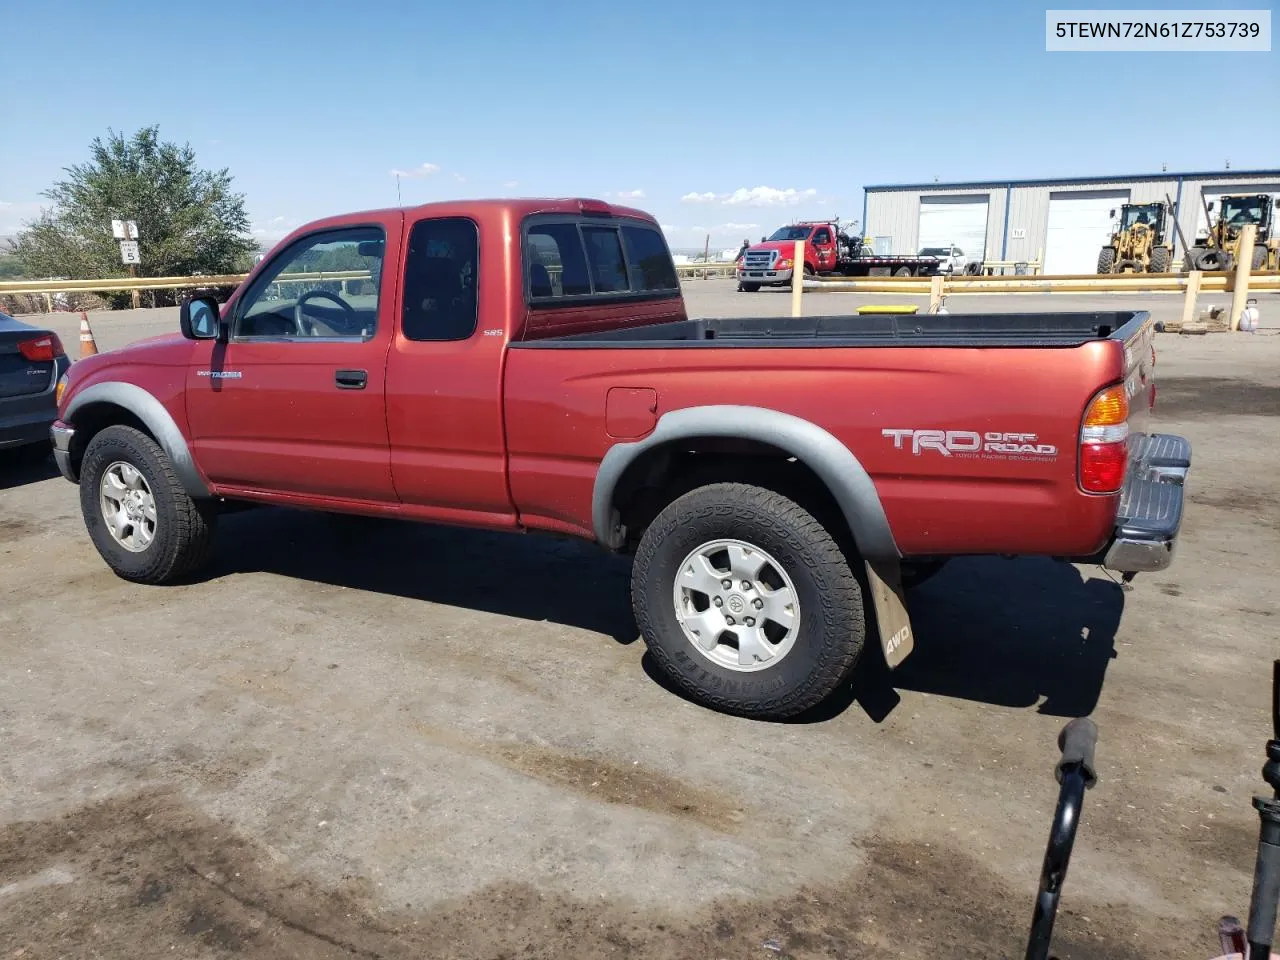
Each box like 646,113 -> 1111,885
2,282 -> 1278,959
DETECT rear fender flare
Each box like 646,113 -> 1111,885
64,381 -> 210,497
592,404 -> 900,559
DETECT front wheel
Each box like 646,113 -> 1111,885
631,483 -> 865,720
79,425 -> 217,584
738,282 -> 761,292
1148,246 -> 1171,274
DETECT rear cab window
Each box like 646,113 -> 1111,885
524,215 -> 678,305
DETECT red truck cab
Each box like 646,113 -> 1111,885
49,197 -> 1191,721
737,221 -> 838,288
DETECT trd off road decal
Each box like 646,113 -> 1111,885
882,428 -> 1058,462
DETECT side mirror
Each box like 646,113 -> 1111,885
180,295 -> 222,341
1109,209 -> 1115,218
1207,202 -> 1216,212
1274,198 -> 1279,209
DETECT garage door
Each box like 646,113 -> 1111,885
1043,190 -> 1129,275
1193,183 -> 1280,237
918,198 -> 988,263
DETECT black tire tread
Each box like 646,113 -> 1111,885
1096,247 -> 1116,274
79,425 -> 216,584
1148,246 -> 1171,274
631,482 -> 864,720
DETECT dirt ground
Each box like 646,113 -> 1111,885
2,283 -> 1278,959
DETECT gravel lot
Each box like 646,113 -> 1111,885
2,282 -> 1278,959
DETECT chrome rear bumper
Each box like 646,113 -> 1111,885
1102,433 -> 1191,573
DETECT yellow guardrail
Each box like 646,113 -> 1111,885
805,271 -> 1280,295
3,266 -> 1275,302
0,262 -> 739,298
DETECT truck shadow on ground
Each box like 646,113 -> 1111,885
208,510 -> 1123,721
207,507 -> 637,643
0,449 -> 59,490
840,556 -> 1124,723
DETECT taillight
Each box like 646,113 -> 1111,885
18,334 -> 64,362
1079,383 -> 1130,494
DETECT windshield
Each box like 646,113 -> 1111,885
1221,196 -> 1265,225
919,247 -> 951,256
1122,205 -> 1161,229
767,226 -> 812,242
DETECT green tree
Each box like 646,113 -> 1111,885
12,126 -> 253,287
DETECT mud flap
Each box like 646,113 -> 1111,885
864,559 -> 915,668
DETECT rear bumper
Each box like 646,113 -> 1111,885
51,420 -> 77,482
0,356 -> 68,449
1100,433 -> 1191,573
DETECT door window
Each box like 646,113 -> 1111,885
813,228 -> 832,244
235,227 -> 385,340
402,217 -> 480,341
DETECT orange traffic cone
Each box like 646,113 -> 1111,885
79,311 -> 98,358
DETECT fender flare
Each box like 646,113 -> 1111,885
591,404 -> 900,559
64,381 -> 211,498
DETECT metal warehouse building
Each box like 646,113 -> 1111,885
862,168 -> 1280,274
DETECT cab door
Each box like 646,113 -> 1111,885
184,217 -> 402,503
811,226 -> 837,273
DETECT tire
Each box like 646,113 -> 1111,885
79,425 -> 217,584
803,264 -> 815,278
1252,245 -> 1268,271
1148,246 -> 1171,274
1096,247 -> 1116,274
739,282 -> 760,292
631,482 -> 865,720
893,266 -> 913,277
1192,247 -> 1230,272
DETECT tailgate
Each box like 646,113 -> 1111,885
1117,313 -> 1156,464
0,331 -> 55,399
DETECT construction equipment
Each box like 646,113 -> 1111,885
1097,202 -> 1173,274
1185,193 -> 1280,273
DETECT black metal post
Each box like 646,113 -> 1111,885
1245,660 -> 1280,960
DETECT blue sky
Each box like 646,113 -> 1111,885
2,0 -> 1276,250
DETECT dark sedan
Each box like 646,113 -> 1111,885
0,311 -> 70,462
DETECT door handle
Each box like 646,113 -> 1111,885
335,369 -> 367,390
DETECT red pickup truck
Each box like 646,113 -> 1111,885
737,221 -> 943,290
50,197 -> 1191,720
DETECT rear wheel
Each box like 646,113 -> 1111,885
738,282 -> 760,293
1096,247 -> 1116,274
79,425 -> 217,584
1148,246 -> 1171,274
893,265 -> 913,277
1252,245 -> 1268,271
631,482 -> 865,720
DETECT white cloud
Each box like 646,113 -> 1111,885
452,172 -> 466,183
503,180 -> 519,188
390,162 -> 440,179
723,186 -> 818,207
681,186 -> 819,208
615,189 -> 645,200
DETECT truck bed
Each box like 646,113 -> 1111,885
513,311 -> 1150,349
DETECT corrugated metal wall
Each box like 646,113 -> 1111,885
865,172 -> 1280,268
